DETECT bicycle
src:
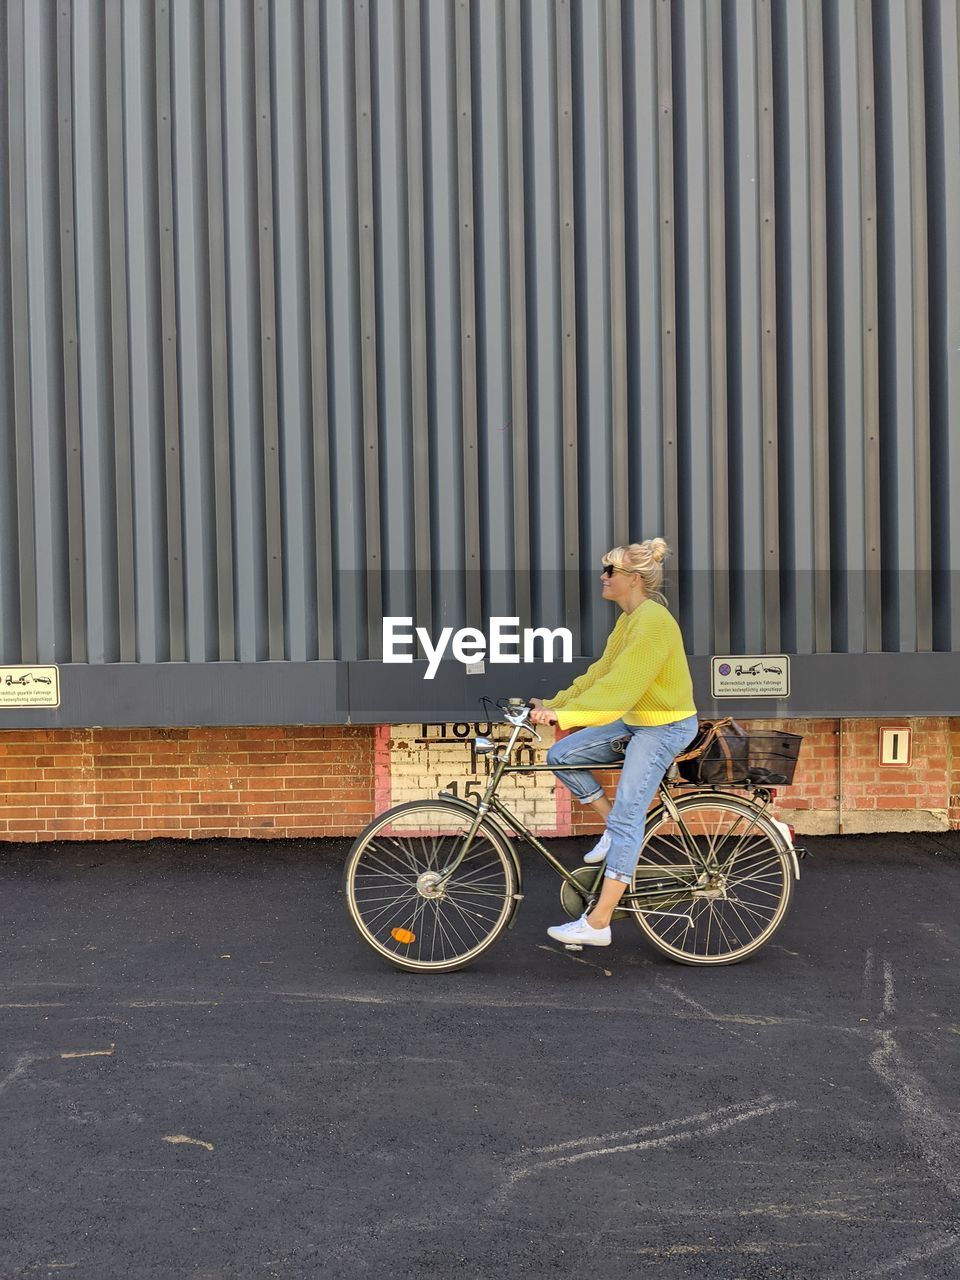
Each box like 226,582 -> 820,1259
343,698 -> 805,972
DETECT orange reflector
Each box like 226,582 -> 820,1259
391,928 -> 416,945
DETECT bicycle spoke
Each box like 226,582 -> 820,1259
434,896 -> 479,952
374,835 -> 421,875
363,842 -> 421,878
440,845 -> 500,877
450,858 -> 506,881
716,823 -> 771,877
434,903 -> 469,961
725,878 -> 784,905
442,897 -> 490,945
724,892 -> 777,930
701,904 -> 725,955
724,850 -> 783,877
398,895 -> 431,952
371,895 -> 420,944
446,877 -> 508,897
375,888 -> 423,933
355,855 -> 418,882
632,795 -> 792,964
721,844 -> 782,878
422,833 -> 441,870
346,801 -> 518,971
722,894 -> 769,939
351,888 -> 419,908
355,889 -> 419,928
714,904 -> 748,954
443,891 -> 504,919
725,858 -> 785,892
429,895 -> 441,960
646,828 -> 687,855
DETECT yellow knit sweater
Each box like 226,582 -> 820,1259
542,600 -> 697,730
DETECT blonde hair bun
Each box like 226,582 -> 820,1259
601,538 -> 672,606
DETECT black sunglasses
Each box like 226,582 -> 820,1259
601,564 -> 632,578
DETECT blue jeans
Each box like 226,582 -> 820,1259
547,715 -> 700,884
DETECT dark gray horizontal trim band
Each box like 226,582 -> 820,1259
689,653 -> 960,720
0,663 -> 349,729
0,654 -> 957,729
346,653 -> 960,722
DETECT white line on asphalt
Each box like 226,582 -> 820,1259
493,1100 -> 798,1202
0,1003 -> 67,1009
869,1029 -> 960,1199
0,1053 -> 40,1096
272,989 -> 801,1023
881,960 -> 896,1017
524,1095 -> 777,1155
866,1230 -> 960,1276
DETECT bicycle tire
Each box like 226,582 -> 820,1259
630,793 -> 794,966
343,800 -> 517,973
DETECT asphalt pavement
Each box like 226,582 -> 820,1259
1,830 -> 959,1279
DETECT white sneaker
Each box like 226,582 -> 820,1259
583,829 -> 611,864
547,913 -> 612,947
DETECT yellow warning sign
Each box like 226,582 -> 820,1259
0,666 -> 60,708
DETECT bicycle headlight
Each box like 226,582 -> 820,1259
473,736 -> 495,754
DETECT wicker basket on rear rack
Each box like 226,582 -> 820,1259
675,718 -> 803,787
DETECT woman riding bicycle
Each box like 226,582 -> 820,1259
529,539 -> 699,948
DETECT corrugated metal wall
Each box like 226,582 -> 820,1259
2,0 -> 959,672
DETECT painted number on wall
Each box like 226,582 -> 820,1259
383,721 -> 561,833
879,727 -> 911,766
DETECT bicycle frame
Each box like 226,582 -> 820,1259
434,711 -> 776,906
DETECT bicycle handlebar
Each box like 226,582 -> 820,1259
479,695 -> 541,738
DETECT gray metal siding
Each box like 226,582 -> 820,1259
1,0 -> 959,694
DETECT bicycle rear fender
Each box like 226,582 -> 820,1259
647,790 -> 801,882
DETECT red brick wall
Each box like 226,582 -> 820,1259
1,717 -> 958,842
840,717 -> 950,813
0,726 -> 374,842
748,718 -> 835,817
565,717 -> 958,837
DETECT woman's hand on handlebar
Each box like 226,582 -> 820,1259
529,703 -> 558,726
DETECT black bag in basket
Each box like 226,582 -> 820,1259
676,718 -> 750,786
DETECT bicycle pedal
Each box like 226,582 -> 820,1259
563,943 -> 584,952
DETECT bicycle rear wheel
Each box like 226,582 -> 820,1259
630,793 -> 794,965
343,800 -> 517,973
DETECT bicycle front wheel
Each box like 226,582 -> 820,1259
343,800 -> 517,973
631,793 -> 794,965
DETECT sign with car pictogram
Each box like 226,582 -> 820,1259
711,656 -> 790,699
0,666 -> 60,708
